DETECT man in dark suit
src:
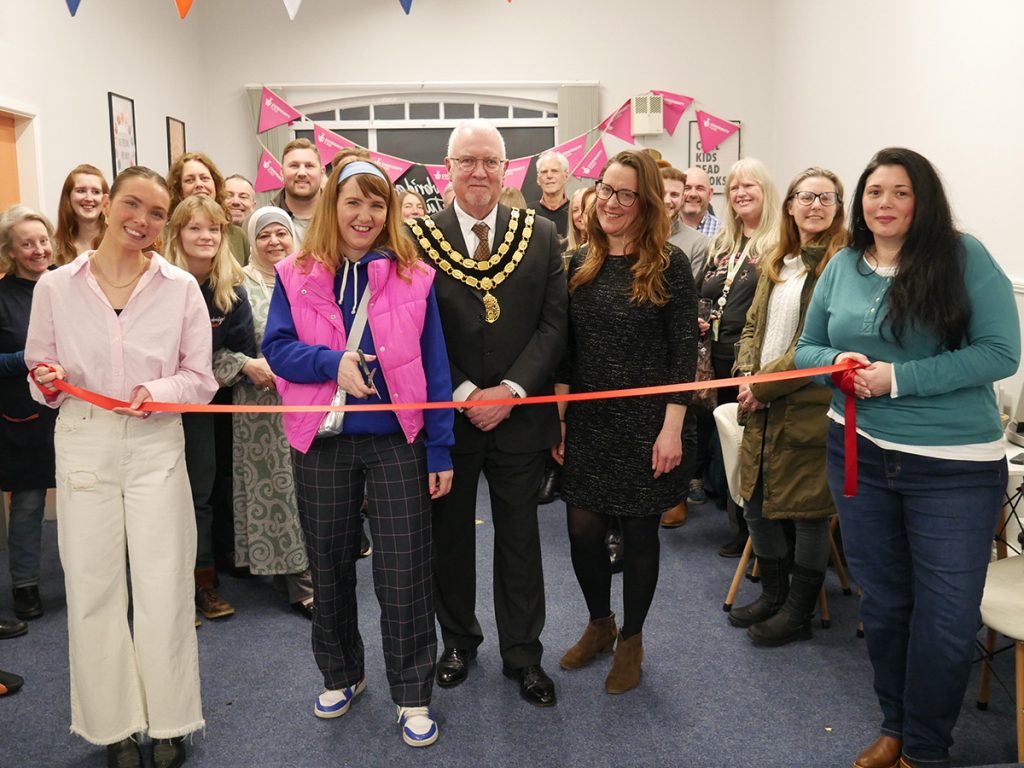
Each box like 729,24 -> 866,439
407,119 -> 567,707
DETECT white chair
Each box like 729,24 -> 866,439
977,554 -> 1024,762
712,403 -> 744,508
714,403 -> 850,621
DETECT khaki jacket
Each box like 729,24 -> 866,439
736,246 -> 834,520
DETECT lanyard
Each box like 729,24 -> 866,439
710,249 -> 748,341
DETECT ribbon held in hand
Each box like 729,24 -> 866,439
831,366 -> 861,497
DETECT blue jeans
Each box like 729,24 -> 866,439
826,422 -> 1004,766
8,488 -> 47,587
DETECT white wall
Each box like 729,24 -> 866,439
770,0 -> 1024,395
0,0 -> 208,219
191,0 -> 779,197
5,0 -> 1023,390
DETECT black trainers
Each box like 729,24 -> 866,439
106,737 -> 142,768
151,737 -> 186,768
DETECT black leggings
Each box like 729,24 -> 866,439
567,506 -> 661,639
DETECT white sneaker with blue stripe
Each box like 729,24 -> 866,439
397,705 -> 439,747
314,679 -> 365,719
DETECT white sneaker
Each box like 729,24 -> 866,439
314,679 -> 366,719
397,705 -> 439,747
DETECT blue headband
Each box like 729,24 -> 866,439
337,161 -> 388,186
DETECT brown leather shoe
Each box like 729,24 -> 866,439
560,613 -> 616,670
853,735 -> 902,768
195,567 -> 235,619
660,502 -> 688,529
605,630 -> 643,694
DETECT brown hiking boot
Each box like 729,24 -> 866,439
195,567 -> 235,619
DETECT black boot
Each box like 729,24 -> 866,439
747,564 -> 825,646
728,557 -> 789,628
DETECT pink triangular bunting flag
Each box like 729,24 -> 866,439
424,165 -> 450,196
66,0 -> 82,16
652,90 -> 694,136
254,149 -> 285,193
551,134 -> 587,171
571,139 -> 607,180
502,157 -> 533,191
369,152 -> 413,183
175,0 -> 193,19
283,0 -> 302,19
597,100 -> 634,145
257,87 -> 302,134
314,124 -> 357,165
696,110 -> 740,153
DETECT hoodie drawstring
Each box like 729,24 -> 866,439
338,259 -> 359,315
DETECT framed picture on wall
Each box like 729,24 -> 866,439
108,92 -> 137,176
687,119 -> 742,198
166,117 -> 186,168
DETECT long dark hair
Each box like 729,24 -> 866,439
849,147 -> 968,350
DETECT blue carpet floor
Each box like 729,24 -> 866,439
1,484 -> 1021,767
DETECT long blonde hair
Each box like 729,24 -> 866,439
761,167 -> 848,283
166,195 -> 243,313
569,151 -> 671,306
300,157 -> 419,279
707,158 -> 780,268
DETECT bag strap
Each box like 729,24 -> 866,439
345,287 -> 371,353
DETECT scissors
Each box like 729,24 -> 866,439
357,350 -> 379,397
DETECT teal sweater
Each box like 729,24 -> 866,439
794,234 -> 1020,446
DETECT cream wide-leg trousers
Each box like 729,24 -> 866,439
54,400 -> 204,745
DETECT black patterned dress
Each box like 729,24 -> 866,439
560,246 -> 698,517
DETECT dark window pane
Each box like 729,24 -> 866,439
512,107 -> 542,118
480,105 -> 508,119
377,128 -> 451,166
444,103 -> 474,119
306,109 -> 335,121
409,103 -> 439,119
501,127 -> 556,204
338,106 -> 370,121
374,104 -> 405,120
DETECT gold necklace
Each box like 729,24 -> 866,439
90,256 -> 148,289
408,209 -> 535,323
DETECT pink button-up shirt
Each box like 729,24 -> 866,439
25,251 -> 218,409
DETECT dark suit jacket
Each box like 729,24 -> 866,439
414,204 -> 568,455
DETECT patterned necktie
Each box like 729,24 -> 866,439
472,221 -> 490,262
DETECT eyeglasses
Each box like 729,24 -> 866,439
790,191 -> 840,207
595,181 -> 639,208
450,156 -> 504,173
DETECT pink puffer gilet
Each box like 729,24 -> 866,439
275,252 -> 433,453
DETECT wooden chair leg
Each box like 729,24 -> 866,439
723,537 -> 754,612
829,517 -> 852,594
1016,641 -> 1024,763
818,585 -> 830,629
978,627 -> 998,709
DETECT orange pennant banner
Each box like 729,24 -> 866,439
175,0 -> 193,19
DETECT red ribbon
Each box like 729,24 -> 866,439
34,359 -> 863,497
831,367 -> 860,497
35,361 -> 860,415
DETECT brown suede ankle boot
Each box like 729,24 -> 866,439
560,613 -> 616,670
605,630 -> 643,694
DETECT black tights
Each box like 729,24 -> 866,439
567,506 -> 661,639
